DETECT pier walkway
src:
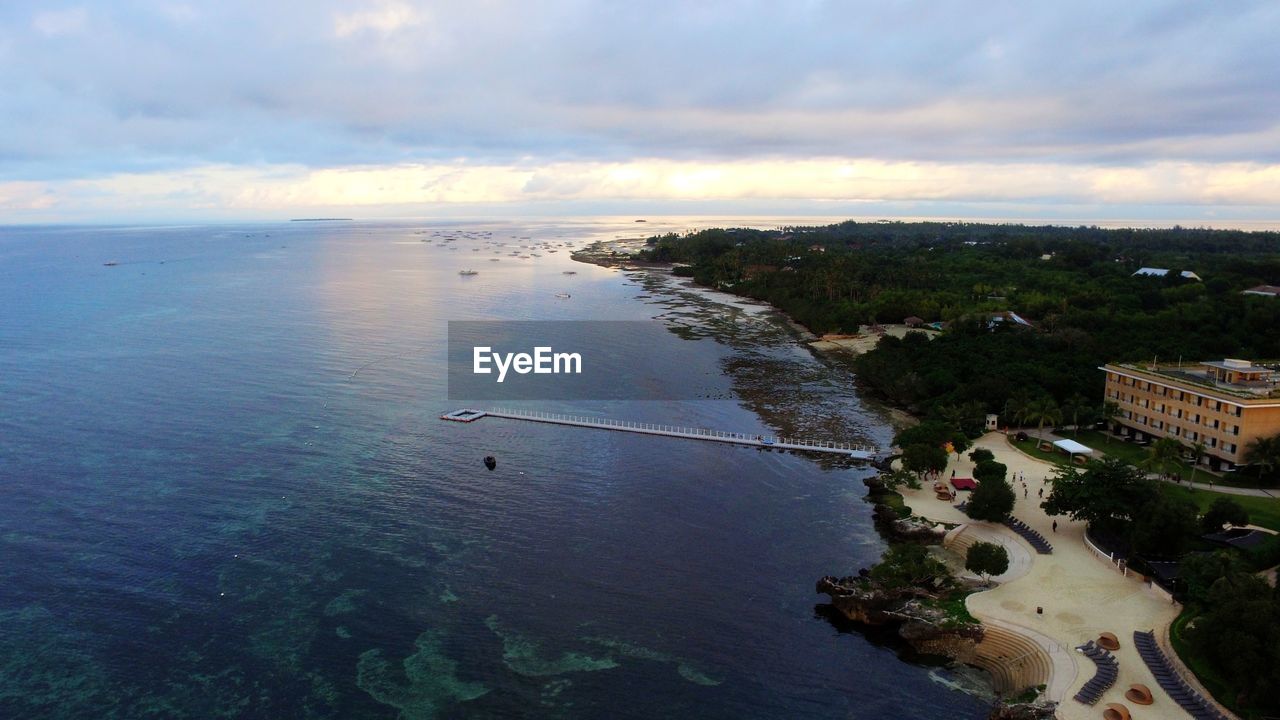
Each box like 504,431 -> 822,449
442,408 -> 876,459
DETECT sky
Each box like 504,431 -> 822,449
3,1 -> 1280,224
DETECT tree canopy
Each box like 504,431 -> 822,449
966,476 -> 1015,522
1201,497 -> 1249,534
902,444 -> 948,478
638,220 -> 1280,427
1129,494 -> 1199,558
965,541 -> 1010,581
1041,458 -> 1158,531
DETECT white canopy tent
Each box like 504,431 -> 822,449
1053,439 -> 1094,456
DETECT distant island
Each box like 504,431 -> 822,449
289,217 -> 353,222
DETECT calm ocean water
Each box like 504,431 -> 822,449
0,220 -> 987,719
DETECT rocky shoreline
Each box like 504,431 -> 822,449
573,242 -> 1057,720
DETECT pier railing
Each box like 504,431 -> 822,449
481,407 -> 876,457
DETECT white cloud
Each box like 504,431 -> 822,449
333,1 -> 423,38
32,7 -> 88,37
9,158 -> 1280,222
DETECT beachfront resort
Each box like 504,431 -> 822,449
861,358 -> 1280,720
1103,359 -> 1280,471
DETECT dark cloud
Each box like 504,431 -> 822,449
2,0 -> 1279,181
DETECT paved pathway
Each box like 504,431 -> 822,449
898,432 -> 1208,720
1038,430 -> 1277,498
1152,475 -> 1277,498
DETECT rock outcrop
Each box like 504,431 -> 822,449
815,575 -> 983,658
987,700 -> 1057,720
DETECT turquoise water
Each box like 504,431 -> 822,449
0,220 -> 986,718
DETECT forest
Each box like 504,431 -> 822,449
639,221 -> 1280,427
639,220 -> 1280,716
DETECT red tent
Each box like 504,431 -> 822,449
950,477 -> 977,491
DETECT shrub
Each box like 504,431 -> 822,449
966,477 -> 1016,522
969,448 -> 995,464
966,541 -> 1010,580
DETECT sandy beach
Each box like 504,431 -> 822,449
898,433 -> 1235,720
807,324 -> 939,356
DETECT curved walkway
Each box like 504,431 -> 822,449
898,432 -> 1201,720
944,523 -> 1034,584
1153,474 -> 1277,498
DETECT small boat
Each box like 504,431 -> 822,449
554,292 -> 571,299
483,456 -> 497,471
562,271 -> 576,275
458,269 -> 479,276
103,261 -> 119,266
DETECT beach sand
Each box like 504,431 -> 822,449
897,433 -> 1231,720
807,324 -> 938,356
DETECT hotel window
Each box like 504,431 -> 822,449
1226,443 -> 1237,454
1175,409 -> 1182,418
1209,438 -> 1217,448
1215,401 -> 1222,411
1212,420 -> 1219,429
1172,427 -> 1180,436
1233,425 -> 1240,436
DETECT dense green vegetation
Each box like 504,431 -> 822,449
1040,460 -> 1280,717
643,221 -> 1280,713
965,541 -> 1010,581
1173,554 -> 1280,718
639,221 -> 1280,473
966,463 -> 1015,522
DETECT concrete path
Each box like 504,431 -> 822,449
899,432 -> 1203,720
1152,475 -> 1277,498
1038,429 -> 1277,498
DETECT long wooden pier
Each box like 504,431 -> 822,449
442,408 -> 877,460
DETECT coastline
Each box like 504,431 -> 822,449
570,240 -> 1234,720
572,242 -> 1034,712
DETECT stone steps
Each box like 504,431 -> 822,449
972,625 -> 1053,694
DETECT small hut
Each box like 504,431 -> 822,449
904,316 -> 925,328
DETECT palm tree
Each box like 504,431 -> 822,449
1244,435 -> 1280,481
1061,393 -> 1091,437
937,404 -> 966,432
1003,391 -> 1033,430
1100,400 -> 1120,433
1141,437 -> 1184,478
1023,396 -> 1062,440
1189,441 -> 1207,486
960,400 -> 987,435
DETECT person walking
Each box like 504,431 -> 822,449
1052,520 -> 1058,533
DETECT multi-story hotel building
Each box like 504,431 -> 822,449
1101,359 -> 1280,470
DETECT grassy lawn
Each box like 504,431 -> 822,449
1009,435 -> 1280,532
927,590 -> 979,629
1072,429 -> 1266,489
1169,607 -> 1252,719
1159,484 -> 1280,532
1009,437 -> 1085,468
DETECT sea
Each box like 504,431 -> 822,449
0,219 -> 989,719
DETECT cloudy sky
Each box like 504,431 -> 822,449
4,1 -> 1280,223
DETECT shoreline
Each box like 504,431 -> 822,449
572,242 -> 1024,709
571,241 -> 1233,719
